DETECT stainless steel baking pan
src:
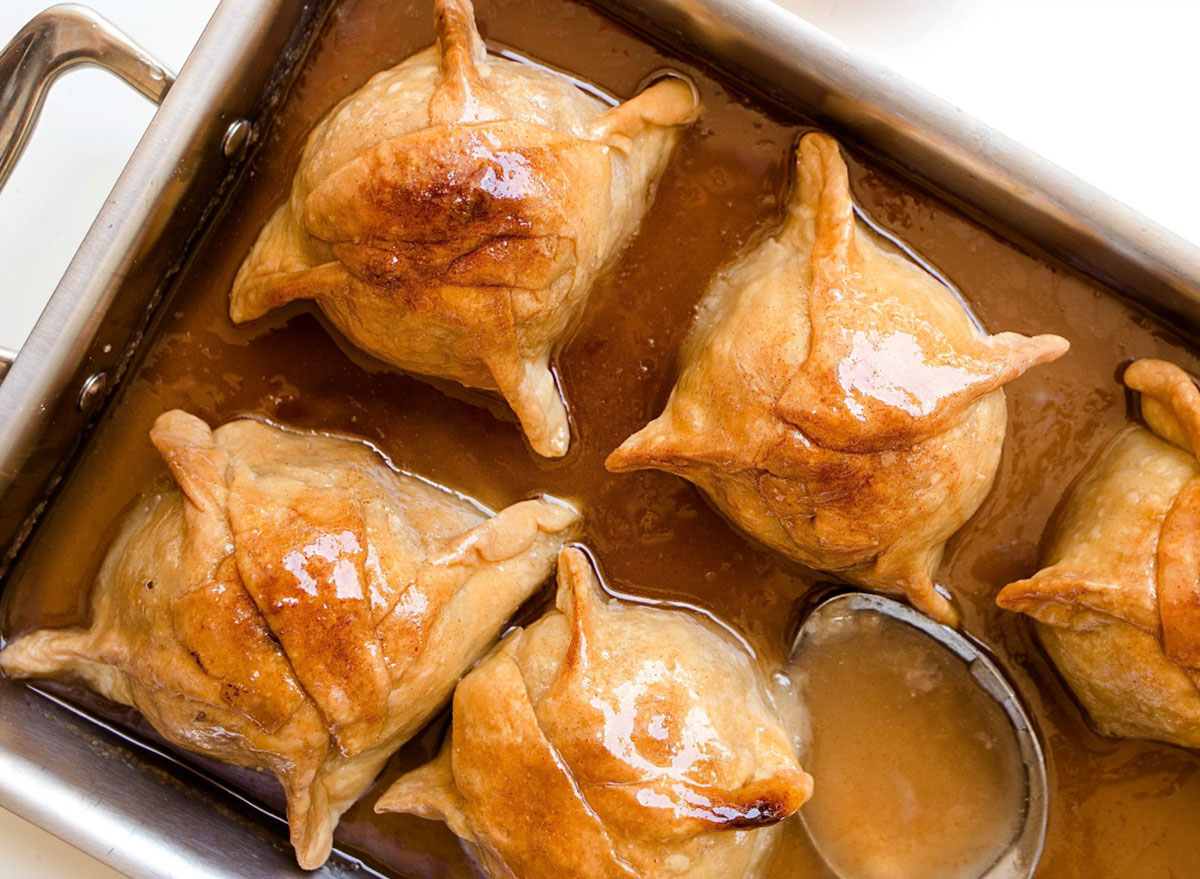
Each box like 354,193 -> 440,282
0,1 -> 1197,877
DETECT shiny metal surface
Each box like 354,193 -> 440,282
0,4 -> 173,192
0,0 -> 1196,877
792,592 -> 1048,879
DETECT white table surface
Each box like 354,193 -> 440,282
1,0 -> 1197,875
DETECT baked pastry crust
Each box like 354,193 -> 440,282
377,547 -> 812,878
230,0 -> 699,457
608,132 -> 1068,624
0,410 -> 577,867
998,359 -> 1200,748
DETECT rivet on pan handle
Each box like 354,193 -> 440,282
0,347 -> 15,381
0,3 -> 175,380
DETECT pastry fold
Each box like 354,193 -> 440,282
609,132 -> 1068,623
998,359 -> 1200,747
0,410 -> 577,868
377,547 -> 811,879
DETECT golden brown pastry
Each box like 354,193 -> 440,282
997,359 -> 1200,748
376,547 -> 812,878
230,0 -> 699,458
0,410 -> 577,868
607,132 -> 1068,624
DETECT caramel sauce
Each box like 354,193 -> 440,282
786,608 -> 1025,878
3,0 -> 1200,875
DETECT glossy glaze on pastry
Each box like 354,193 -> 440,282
376,547 -> 812,878
608,132 -> 1069,624
997,359 -> 1200,748
230,0 -> 699,458
0,410 -> 577,868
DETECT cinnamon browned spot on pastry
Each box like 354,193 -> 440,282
230,0 -> 699,457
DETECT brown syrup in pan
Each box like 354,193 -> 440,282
3,0 -> 1200,875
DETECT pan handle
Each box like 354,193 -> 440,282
0,4 -> 174,384
0,3 -> 175,192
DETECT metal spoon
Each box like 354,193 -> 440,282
787,592 -> 1048,879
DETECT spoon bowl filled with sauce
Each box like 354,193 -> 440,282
779,593 -> 1048,879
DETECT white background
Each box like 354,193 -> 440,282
1,0 -> 1198,875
